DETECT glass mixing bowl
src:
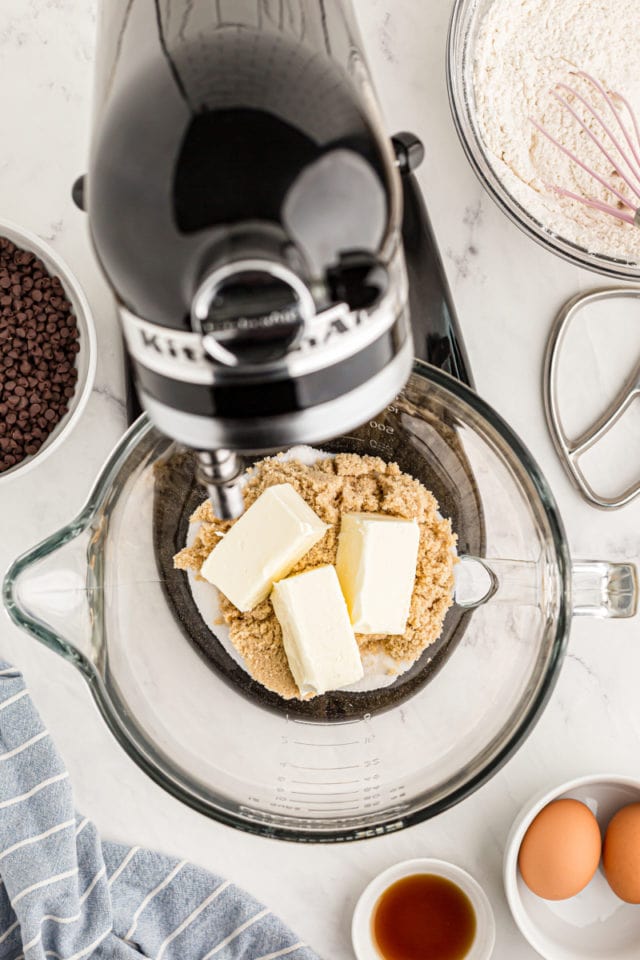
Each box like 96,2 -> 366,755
447,0 -> 640,281
4,364 -> 636,842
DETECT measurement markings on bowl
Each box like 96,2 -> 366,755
264,715 -> 392,814
290,782 -> 362,790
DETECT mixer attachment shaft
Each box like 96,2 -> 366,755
196,449 -> 245,520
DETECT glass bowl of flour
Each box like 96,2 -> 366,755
447,0 -> 640,279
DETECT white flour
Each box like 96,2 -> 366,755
473,0 -> 640,263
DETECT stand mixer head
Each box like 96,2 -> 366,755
83,0 -> 413,517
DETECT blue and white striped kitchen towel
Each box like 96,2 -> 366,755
0,662 -> 320,960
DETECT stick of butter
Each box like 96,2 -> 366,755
336,512 -> 420,634
271,565 -> 364,697
200,483 -> 329,612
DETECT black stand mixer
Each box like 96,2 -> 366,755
7,0 -> 638,843
74,0 -> 472,518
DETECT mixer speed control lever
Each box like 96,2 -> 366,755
326,251 -> 388,311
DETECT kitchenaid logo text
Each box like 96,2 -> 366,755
140,330 -> 202,361
120,303 -> 381,385
134,308 -> 366,363
303,310 -> 366,349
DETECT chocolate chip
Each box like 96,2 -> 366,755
0,236 -> 79,471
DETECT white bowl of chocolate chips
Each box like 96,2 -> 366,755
0,218 -> 96,480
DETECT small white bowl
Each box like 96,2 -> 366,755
504,774 -> 640,960
352,858 -> 496,960
0,218 -> 96,481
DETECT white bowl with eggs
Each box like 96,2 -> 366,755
504,775 -> 640,960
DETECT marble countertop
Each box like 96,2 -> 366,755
1,1 -> 639,958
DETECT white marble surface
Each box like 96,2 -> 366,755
1,1 -> 639,958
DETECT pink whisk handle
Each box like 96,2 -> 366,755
547,183 -> 640,227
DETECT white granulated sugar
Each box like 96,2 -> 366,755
474,0 -> 640,262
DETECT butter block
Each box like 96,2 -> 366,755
271,565 -> 364,696
336,512 -> 420,634
200,483 -> 328,612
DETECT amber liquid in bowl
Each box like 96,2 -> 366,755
372,874 -> 477,960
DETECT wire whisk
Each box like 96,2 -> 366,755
531,70 -> 640,228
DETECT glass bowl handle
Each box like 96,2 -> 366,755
455,556 -> 638,619
572,561 -> 638,618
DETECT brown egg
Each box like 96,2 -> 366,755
603,803 -> 640,903
518,798 -> 601,900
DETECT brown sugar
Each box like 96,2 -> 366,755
174,453 -> 456,700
